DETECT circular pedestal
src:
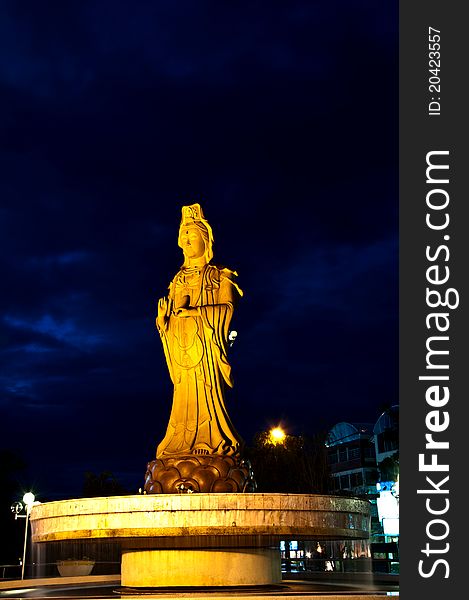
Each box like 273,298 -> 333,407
122,548 -> 280,587
30,493 -> 370,588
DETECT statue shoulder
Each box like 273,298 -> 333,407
205,264 -> 243,297
204,264 -> 236,281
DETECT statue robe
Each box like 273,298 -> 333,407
156,264 -> 243,457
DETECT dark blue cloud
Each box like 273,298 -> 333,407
0,0 -> 397,498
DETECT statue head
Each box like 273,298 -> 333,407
178,204 -> 214,265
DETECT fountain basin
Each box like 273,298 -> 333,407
30,493 -> 370,587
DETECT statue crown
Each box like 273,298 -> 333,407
181,203 -> 205,226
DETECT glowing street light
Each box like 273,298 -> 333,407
23,492 -> 35,508
269,427 -> 286,445
11,492 -> 39,580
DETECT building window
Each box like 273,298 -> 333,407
340,474 -> 350,489
377,431 -> 399,453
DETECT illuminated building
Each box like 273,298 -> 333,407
326,422 -> 379,496
325,408 -> 400,573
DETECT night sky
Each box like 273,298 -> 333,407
1,1 -> 398,499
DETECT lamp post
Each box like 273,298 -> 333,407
11,492 -> 38,580
22,493 -> 36,580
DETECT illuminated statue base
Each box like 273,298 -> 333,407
30,493 -> 371,588
122,547 -> 279,587
143,454 -> 256,494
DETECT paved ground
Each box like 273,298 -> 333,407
0,574 -> 399,599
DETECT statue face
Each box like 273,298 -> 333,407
179,226 -> 205,259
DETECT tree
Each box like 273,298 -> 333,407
245,431 -> 331,493
378,452 -> 399,481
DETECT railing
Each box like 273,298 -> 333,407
282,557 -> 399,574
0,564 -> 22,580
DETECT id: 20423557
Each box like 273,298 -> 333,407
428,26 -> 441,116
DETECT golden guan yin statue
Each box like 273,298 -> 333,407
144,204 -> 256,493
